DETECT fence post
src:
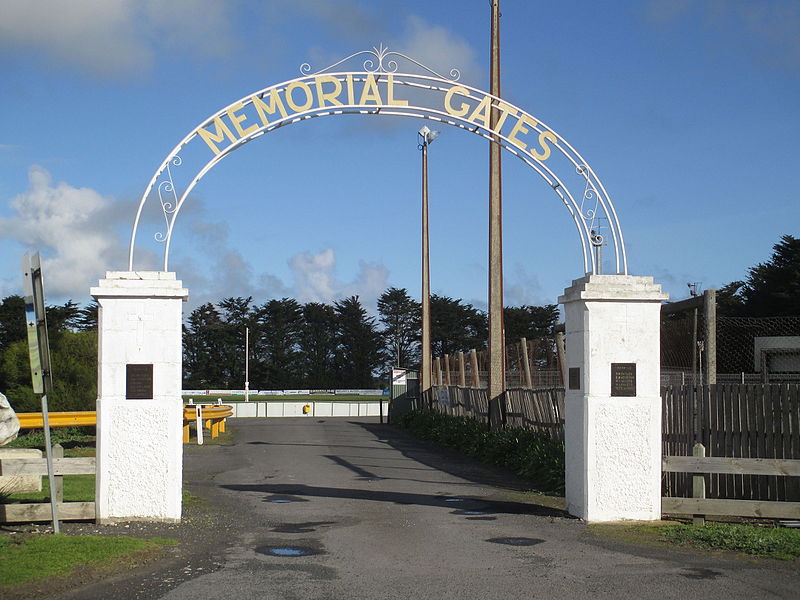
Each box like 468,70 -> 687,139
520,337 -> 533,389
444,354 -> 452,386
704,289 -> 716,385
470,349 -> 480,388
52,443 -> 64,504
458,352 -> 466,387
692,442 -> 706,526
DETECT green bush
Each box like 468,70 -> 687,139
395,410 -> 565,494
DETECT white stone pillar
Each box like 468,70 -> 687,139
91,272 -> 188,523
559,275 -> 668,522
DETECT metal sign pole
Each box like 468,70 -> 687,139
22,252 -> 60,533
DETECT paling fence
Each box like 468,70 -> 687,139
424,382 -> 800,502
424,386 -> 565,444
433,335 -> 564,390
663,383 -> 800,501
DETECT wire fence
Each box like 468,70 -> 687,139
661,298 -> 800,385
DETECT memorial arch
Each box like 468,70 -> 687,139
92,47 -> 666,525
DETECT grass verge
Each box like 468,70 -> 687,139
589,521 -> 800,560
0,534 -> 178,588
662,522 -> 800,560
394,410 -> 565,494
5,475 -> 95,503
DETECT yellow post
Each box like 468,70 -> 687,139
183,422 -> 190,443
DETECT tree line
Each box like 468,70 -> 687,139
182,290 -> 559,391
1,233 -> 795,412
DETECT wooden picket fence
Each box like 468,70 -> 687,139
0,444 -> 95,523
663,442 -> 800,520
662,383 -> 800,502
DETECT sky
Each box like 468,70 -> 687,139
0,0 -> 798,315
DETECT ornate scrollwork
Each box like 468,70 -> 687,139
154,155 -> 181,243
300,44 -> 461,81
577,164 -> 605,248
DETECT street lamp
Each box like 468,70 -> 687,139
418,125 -> 439,393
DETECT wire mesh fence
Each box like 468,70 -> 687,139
661,300 -> 800,384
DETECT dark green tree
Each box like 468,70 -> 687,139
183,302 -> 228,388
430,295 -> 487,356
503,304 -> 559,342
740,235 -> 800,316
377,287 -> 420,369
299,302 -> 338,389
252,298 -> 303,389
0,295 -> 26,352
75,300 -> 99,331
1,330 -> 97,412
334,295 -> 383,388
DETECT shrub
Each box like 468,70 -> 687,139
395,410 -> 565,494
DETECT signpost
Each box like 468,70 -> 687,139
22,252 -> 60,533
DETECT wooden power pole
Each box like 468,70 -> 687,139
487,0 -> 506,427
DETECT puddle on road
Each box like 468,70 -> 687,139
271,522 -> 336,534
486,537 -> 545,546
466,516 -> 497,521
256,545 -> 323,557
263,494 -> 309,504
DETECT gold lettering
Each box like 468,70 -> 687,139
197,116 -> 238,155
286,81 -> 314,112
226,102 -> 258,138
251,89 -> 288,126
346,74 -> 355,105
315,75 -> 343,107
443,85 -> 471,117
493,100 -> 518,132
359,74 -> 383,105
467,96 -> 492,128
507,113 -> 539,151
531,130 -> 557,161
386,74 -> 408,106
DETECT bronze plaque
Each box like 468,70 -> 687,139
568,367 -> 581,390
126,364 -> 153,399
611,362 -> 636,397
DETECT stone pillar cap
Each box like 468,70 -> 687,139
91,271 -> 188,300
559,274 -> 669,304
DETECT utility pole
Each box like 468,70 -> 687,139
487,0 -> 505,428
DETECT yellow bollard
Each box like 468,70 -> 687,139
303,404 -> 311,415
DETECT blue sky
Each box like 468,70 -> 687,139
1,0 -> 798,314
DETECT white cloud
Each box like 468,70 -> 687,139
289,248 -> 339,304
0,166 -> 130,299
393,16 -> 481,86
0,0 -> 236,78
289,248 -> 389,312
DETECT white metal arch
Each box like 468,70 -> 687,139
129,47 -> 627,275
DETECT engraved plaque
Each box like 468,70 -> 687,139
611,362 -> 636,397
126,364 -> 153,399
568,367 -> 581,390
